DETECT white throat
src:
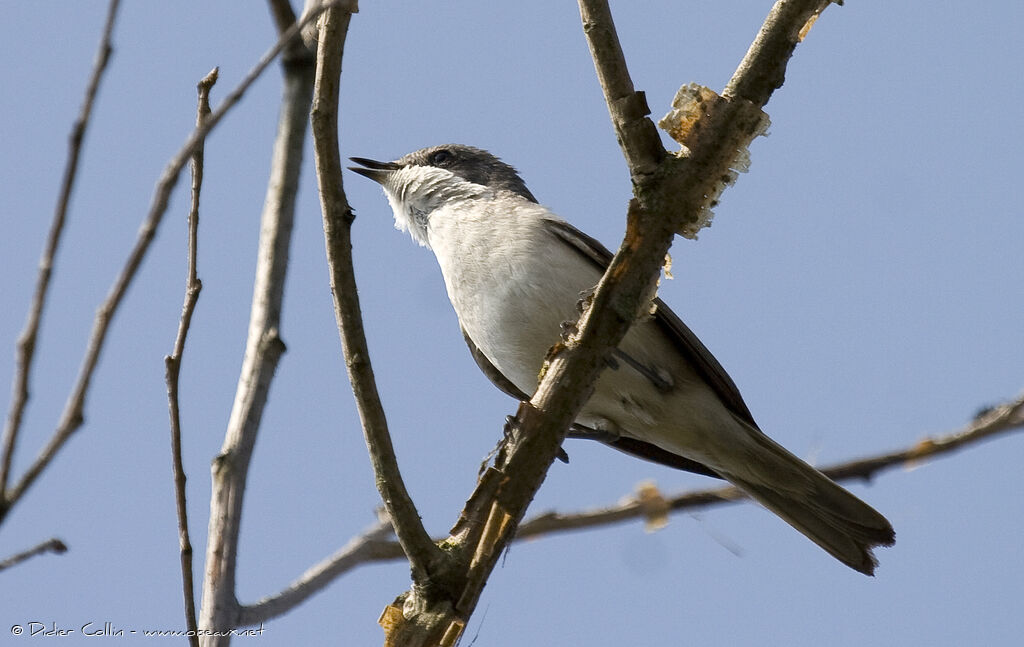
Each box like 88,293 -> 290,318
381,166 -> 487,248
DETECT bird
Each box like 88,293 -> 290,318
349,144 -> 895,575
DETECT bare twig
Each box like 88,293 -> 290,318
310,2 -> 443,585
248,391 -> 1023,600
0,0 -> 344,527
0,537 -> 68,573
815,392 -> 1024,483
724,0 -> 832,107
578,0 -> 664,178
518,391 -> 1024,537
165,67 -> 218,647
0,0 -> 121,505
235,520 -> 397,626
267,0 -> 319,60
266,0 -> 298,35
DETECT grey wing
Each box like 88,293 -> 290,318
543,218 -> 757,427
460,325 -> 574,464
545,217 -> 767,477
460,322 -> 717,475
652,295 -> 757,425
460,325 -> 529,400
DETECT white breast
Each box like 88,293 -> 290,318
426,196 -> 601,395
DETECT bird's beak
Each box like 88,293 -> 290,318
348,157 -> 401,184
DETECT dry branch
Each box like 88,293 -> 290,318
578,0 -> 664,177
234,390 -> 1022,615
369,0 -> 846,643
0,537 -> 68,572
724,0 -> 832,106
165,67 -> 218,647
235,520 -> 395,626
0,0 -> 122,514
194,5 -> 358,644
310,2 -> 443,585
518,391 -> 1024,538
197,8 -> 323,643
0,0 -> 342,530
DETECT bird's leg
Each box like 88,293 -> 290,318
495,414 -> 570,465
566,422 -> 622,444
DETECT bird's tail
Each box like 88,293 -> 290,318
717,423 -> 895,575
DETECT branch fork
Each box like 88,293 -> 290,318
356,1 -> 847,643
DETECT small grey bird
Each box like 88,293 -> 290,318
350,144 -> 894,575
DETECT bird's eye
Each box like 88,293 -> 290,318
429,150 -> 452,165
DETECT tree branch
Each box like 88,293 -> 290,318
310,1 -> 444,587
0,0 -> 342,528
197,7 -> 326,642
724,0 -> 833,107
267,0 -> 321,60
375,0 -> 845,643
0,537 -> 68,573
243,390 -> 1022,600
517,390 -> 1024,538
577,0 -> 664,178
266,0 -> 298,37
235,520 -> 398,626
0,0 -> 121,507
165,67 -> 217,647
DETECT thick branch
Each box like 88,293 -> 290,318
310,2 -> 443,587
377,0 -> 845,642
165,67 -> 217,647
0,0 -> 121,507
197,14 -> 320,645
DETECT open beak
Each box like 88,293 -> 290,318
348,157 -> 401,184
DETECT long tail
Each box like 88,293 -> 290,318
718,424 -> 895,575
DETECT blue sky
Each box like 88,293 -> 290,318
2,2 -> 1022,645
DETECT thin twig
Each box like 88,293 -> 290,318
266,0 -> 298,35
250,392 -> 1023,599
518,391 -> 1024,538
235,521 -> 397,626
816,392 -> 1024,483
724,0 -> 832,107
310,2 -> 443,584
165,67 -> 217,647
267,0 -> 318,61
0,0 -> 344,527
577,0 -> 664,178
0,537 -> 68,573
0,0 -> 122,504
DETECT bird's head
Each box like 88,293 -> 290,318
350,144 -> 536,247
